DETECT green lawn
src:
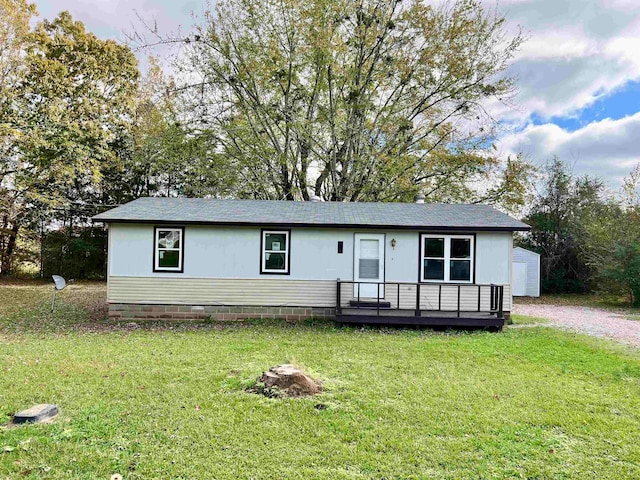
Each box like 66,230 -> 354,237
510,314 -> 550,325
1,282 -> 639,479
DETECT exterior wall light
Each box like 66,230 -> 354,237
391,238 -> 396,249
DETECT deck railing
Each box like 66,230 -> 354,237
336,280 -> 504,319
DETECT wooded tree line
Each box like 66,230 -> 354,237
0,0 -> 534,276
1,0 -> 639,305
519,158 -> 640,305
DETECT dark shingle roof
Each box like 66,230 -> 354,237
92,197 -> 529,231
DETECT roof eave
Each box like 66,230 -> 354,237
91,217 -> 530,232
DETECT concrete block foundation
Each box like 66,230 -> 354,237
108,304 -> 336,322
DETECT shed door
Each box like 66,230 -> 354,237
354,234 -> 385,298
513,262 -> 527,296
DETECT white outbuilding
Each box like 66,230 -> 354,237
512,247 -> 540,297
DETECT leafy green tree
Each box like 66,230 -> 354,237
0,0 -> 37,274
98,57 -> 236,204
584,166 -> 640,305
520,158 -> 608,293
0,11 -> 139,274
0,0 -> 35,168
169,0 -> 530,203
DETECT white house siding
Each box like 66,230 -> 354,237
109,277 -> 338,307
512,247 -> 541,297
108,224 -> 512,311
383,231 -> 419,282
475,232 -> 512,284
109,224 -> 354,280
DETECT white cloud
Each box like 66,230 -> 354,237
497,113 -> 640,184
504,54 -> 639,121
481,0 -> 640,122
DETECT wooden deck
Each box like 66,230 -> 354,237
336,280 -> 506,330
336,309 -> 504,329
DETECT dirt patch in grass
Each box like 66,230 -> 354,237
248,364 -> 322,398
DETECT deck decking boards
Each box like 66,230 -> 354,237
336,308 -> 504,328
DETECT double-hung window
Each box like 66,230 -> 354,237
420,234 -> 473,283
154,227 -> 184,272
261,229 -> 290,274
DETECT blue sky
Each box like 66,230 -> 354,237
33,0 -> 640,188
530,81 -> 640,132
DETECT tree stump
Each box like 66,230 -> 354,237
258,364 -> 320,396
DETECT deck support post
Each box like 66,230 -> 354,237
457,285 -> 461,318
415,283 -> 421,317
490,284 -> 496,315
336,279 -> 342,315
377,283 -> 380,316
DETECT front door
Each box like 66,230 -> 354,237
354,233 -> 385,298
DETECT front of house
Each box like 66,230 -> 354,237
93,198 -> 529,327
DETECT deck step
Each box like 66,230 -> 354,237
348,300 -> 391,309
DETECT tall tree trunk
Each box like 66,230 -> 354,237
2,222 -> 19,275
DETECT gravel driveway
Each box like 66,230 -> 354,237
513,303 -> 640,348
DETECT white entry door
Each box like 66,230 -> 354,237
513,262 -> 527,296
354,234 -> 385,298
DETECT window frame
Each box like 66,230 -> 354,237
419,233 -> 474,283
260,229 -> 291,275
153,226 -> 185,273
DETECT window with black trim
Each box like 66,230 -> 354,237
420,234 -> 473,283
154,227 -> 184,272
261,230 -> 290,274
